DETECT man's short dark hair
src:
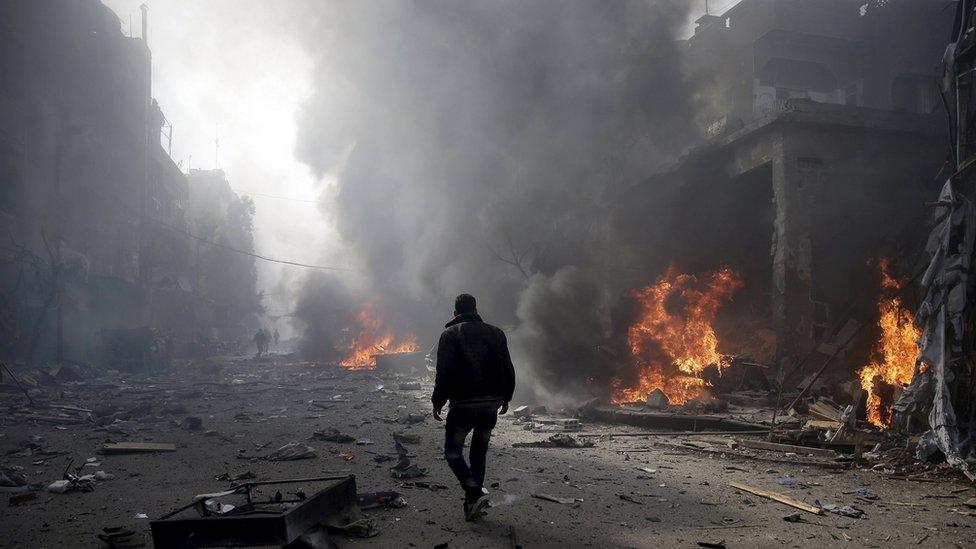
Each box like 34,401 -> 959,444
455,293 -> 477,314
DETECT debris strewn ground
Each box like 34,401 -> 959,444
2,355 -> 975,547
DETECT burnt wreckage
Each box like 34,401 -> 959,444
894,2 -> 976,479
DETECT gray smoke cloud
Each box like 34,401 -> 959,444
291,1 -> 707,403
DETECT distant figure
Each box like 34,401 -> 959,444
253,329 -> 269,357
432,293 -> 516,521
273,328 -> 280,347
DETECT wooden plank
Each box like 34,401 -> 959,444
736,439 -> 836,458
102,442 -> 177,454
577,430 -> 769,438
803,420 -> 842,430
729,481 -> 824,515
531,493 -> 575,504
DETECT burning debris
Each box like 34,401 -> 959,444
858,259 -> 921,428
339,304 -> 419,370
892,181 -> 976,478
613,266 -> 743,405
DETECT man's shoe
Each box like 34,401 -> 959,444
464,494 -> 490,521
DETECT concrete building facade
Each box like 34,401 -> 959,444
614,0 -> 954,367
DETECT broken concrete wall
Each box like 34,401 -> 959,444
611,100 -> 946,371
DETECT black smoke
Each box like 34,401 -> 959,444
291,1 -> 707,403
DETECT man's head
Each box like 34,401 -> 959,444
454,293 -> 477,316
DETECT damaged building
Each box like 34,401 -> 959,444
614,0 -> 953,366
5,1 -> 976,547
0,1 -> 260,367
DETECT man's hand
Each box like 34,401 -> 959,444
499,402 -> 509,415
433,406 -> 443,421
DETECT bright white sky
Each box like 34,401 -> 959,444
103,0 -> 340,333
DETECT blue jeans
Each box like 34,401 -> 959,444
443,401 -> 499,499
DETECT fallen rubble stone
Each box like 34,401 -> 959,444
0,466 -> 28,487
618,494 -> 644,504
97,526 -> 145,549
46,480 -> 73,493
512,434 -> 594,448
357,491 -> 406,510
398,382 -> 422,391
392,432 -> 420,445
214,471 -> 256,482
390,464 -> 427,479
312,428 -> 355,443
397,413 -> 426,425
818,502 -> 866,518
267,442 -> 317,461
512,405 -> 531,419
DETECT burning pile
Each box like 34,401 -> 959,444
613,266 -> 743,405
858,260 -> 920,427
339,304 -> 419,370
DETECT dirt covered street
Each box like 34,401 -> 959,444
0,356 -> 973,548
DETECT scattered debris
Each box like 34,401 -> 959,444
645,388 -> 670,409
736,439 -> 836,458
512,405 -> 531,419
214,471 -> 256,482
512,434 -> 594,448
267,442 -> 317,461
397,413 -> 426,425
151,476 -> 356,547
728,481 -> 824,516
819,502 -> 866,519
313,428 -> 356,443
392,432 -> 420,445
390,436 -> 427,479
98,526 -> 145,549
532,493 -> 576,505
357,491 -> 406,510
101,443 -> 176,454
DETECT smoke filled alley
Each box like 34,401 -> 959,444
2,1 -> 976,548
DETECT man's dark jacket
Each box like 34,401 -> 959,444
431,313 -> 516,410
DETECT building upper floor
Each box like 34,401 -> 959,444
688,0 -> 955,128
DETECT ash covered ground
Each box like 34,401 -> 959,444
2,354 -> 974,548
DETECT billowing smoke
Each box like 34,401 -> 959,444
290,272 -> 357,361
290,1 -> 708,403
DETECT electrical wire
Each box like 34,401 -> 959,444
148,218 -> 349,271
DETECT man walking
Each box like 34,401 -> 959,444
432,294 -> 516,521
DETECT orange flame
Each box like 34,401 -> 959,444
613,266 -> 743,404
340,304 -> 419,370
858,259 -> 920,427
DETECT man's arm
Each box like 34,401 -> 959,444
499,332 -> 516,404
431,330 -> 454,416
